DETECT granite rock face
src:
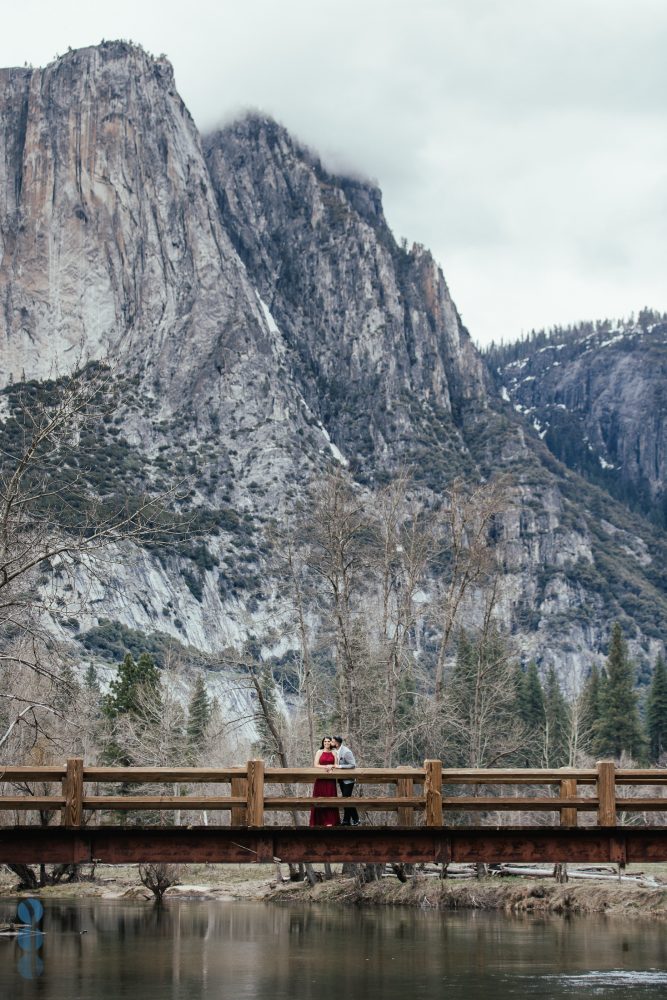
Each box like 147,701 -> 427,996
490,316 -> 667,525
0,44 -> 296,425
0,43 -> 665,685
0,43 -> 332,661
204,115 -> 488,486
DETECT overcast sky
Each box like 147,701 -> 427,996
2,0 -> 665,346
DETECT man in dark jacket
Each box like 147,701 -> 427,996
332,736 -> 359,825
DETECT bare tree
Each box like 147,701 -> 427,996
282,469 -> 512,766
561,668 -> 598,766
430,476 -> 510,704
302,470 -> 375,742
0,652 -> 92,763
0,655 -> 99,887
239,653 -> 318,883
279,526 -> 319,762
372,474 -> 431,764
436,619 -> 527,769
139,863 -> 181,903
112,676 -> 188,768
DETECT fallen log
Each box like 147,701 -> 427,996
494,863 -> 663,886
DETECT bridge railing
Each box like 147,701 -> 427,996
1,759 -> 667,828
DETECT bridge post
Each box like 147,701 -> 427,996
397,767 -> 414,827
63,757 -> 84,828
246,759 -> 265,827
60,774 -> 67,826
597,759 -> 616,827
559,772 -> 577,827
424,760 -> 443,826
231,775 -> 248,826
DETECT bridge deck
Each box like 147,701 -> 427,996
2,825 -> 667,865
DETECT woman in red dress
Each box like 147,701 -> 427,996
309,736 -> 340,827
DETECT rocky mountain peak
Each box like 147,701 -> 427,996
204,113 -> 488,483
0,40 -> 273,402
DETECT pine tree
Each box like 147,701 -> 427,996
511,661 -> 545,766
543,666 -> 569,766
186,673 -> 212,760
54,663 -> 80,713
581,663 -> 602,726
522,661 -> 546,730
512,662 -> 528,722
84,663 -> 100,691
102,652 -> 162,766
103,652 -> 161,720
647,655 -> 667,762
81,660 -> 104,749
580,662 -> 603,754
596,623 -> 645,760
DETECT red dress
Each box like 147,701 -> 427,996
309,751 -> 340,827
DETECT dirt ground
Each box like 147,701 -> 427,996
0,862 -> 279,902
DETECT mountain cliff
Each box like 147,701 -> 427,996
1,43 -> 262,383
488,313 -> 667,528
1,42 -> 666,687
0,43 -> 330,662
204,114 -> 487,488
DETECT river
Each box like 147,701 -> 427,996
1,897 -> 667,998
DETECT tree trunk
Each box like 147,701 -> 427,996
274,861 -> 286,883
553,863 -> 568,883
304,863 -> 319,886
360,863 -> 384,883
6,864 -> 39,889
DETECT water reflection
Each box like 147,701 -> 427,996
1,896 -> 666,998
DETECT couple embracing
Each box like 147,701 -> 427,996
309,735 -> 360,827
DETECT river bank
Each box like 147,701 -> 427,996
268,869 -> 667,919
0,862 -> 276,902
2,861 -> 667,918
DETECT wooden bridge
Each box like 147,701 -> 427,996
2,758 -> 667,865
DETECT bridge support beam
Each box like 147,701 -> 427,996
2,826 -> 667,865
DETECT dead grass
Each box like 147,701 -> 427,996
267,873 -> 667,919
